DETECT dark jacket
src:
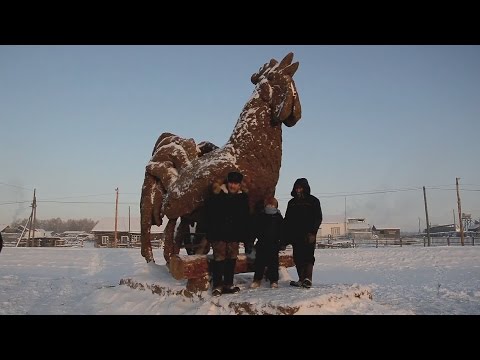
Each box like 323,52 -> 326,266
283,178 -> 322,244
254,209 -> 283,251
205,183 -> 250,243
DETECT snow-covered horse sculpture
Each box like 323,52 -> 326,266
140,52 -> 302,264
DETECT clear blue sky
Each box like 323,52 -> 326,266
1,45 -> 479,231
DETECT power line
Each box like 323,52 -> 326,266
0,201 -> 32,206
0,182 -> 34,191
37,201 -> 139,205
38,193 -> 115,201
274,183 -> 480,199
276,187 -> 423,200
2,184 -> 478,207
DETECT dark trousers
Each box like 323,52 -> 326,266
292,240 -> 315,282
253,245 -> 279,282
211,241 -> 239,288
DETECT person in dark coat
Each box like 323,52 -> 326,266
282,178 -> 322,288
205,171 -> 251,297
250,197 -> 283,289
0,231 -> 3,253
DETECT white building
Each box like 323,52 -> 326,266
318,216 -> 374,239
318,215 -> 346,238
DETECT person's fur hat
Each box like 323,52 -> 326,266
212,173 -> 249,194
226,171 -> 243,183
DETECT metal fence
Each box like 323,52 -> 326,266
315,235 -> 476,248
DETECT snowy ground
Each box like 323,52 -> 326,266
1,245 -> 479,315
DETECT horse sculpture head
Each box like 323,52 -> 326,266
251,52 -> 301,127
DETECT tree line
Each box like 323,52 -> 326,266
9,218 -> 98,233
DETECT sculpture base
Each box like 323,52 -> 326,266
119,263 -> 374,315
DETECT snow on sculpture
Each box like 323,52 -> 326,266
140,52 -> 302,264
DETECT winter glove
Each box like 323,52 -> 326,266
306,233 -> 316,244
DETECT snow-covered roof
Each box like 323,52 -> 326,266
0,224 -> 9,232
374,226 -> 400,230
92,217 -> 170,233
20,229 -> 53,239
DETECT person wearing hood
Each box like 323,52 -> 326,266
205,171 -> 251,297
282,178 -> 322,288
250,196 -> 283,289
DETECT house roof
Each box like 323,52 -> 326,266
0,224 -> 9,232
92,217 -> 169,233
348,223 -> 371,230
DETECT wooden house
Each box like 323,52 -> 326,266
92,217 -> 165,248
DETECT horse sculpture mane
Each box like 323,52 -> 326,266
140,52 -> 302,263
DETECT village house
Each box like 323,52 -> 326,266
319,216 -> 373,239
372,226 -> 401,239
92,217 -> 165,248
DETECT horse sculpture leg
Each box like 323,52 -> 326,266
163,218 -> 178,264
174,217 -> 191,255
140,172 -> 163,263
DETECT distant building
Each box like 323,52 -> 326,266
91,217 -> 165,248
319,215 -> 346,237
20,228 -> 53,239
347,217 -> 372,239
318,216 -> 377,239
425,224 -> 459,234
373,227 -> 401,240
61,231 -> 89,237
468,222 -> 479,233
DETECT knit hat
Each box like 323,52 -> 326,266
264,196 -> 278,208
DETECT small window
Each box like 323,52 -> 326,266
131,235 -> 140,242
101,236 -> 109,245
121,235 -> 129,244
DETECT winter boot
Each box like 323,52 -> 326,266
222,285 -> 240,294
250,280 -> 261,289
302,279 -> 312,289
290,264 -> 306,287
212,287 -> 222,297
302,263 -> 314,288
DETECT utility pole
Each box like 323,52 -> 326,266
32,189 -> 36,247
456,178 -> 464,246
418,217 -> 421,234
423,186 -> 431,246
16,217 -> 30,247
114,187 -> 119,248
344,196 -> 347,237
128,205 -> 131,247
27,189 -> 36,247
